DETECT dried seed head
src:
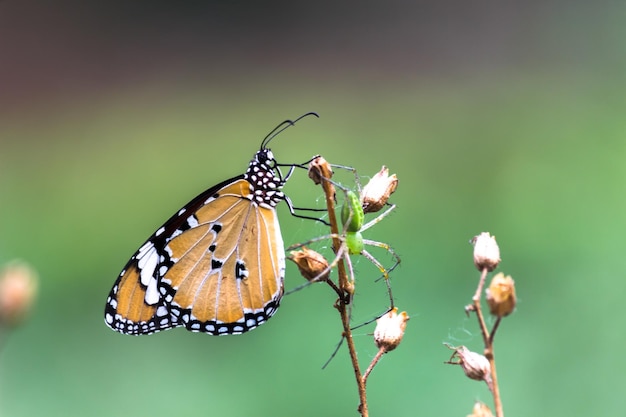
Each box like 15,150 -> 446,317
361,166 -> 398,213
467,401 -> 494,417
288,247 -> 330,282
471,232 -> 501,272
308,156 -> 333,185
446,345 -> 492,384
486,272 -> 516,317
374,308 -> 409,352
0,261 -> 38,327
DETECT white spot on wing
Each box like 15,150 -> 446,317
187,216 -> 199,228
137,243 -> 158,286
136,243 -> 161,305
145,277 -> 160,305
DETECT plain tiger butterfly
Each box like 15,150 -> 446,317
104,113 -> 319,335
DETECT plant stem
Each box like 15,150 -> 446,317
363,347 -> 386,387
489,317 -> 502,345
487,346 -> 503,417
317,162 -> 368,417
319,174 -> 350,293
472,267 -> 504,417
473,267 -> 490,347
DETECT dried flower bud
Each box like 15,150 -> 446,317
486,272 -> 516,317
468,401 -> 494,417
361,166 -> 398,213
288,247 -> 330,282
0,261 -> 38,327
445,345 -> 492,386
308,156 -> 333,185
471,232 -> 501,272
374,308 -> 409,352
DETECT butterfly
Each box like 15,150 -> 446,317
104,113 -> 319,336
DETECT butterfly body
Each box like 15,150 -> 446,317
105,148 -> 287,335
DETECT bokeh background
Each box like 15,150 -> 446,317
1,1 -> 625,416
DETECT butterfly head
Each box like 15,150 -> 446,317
244,112 -> 319,208
255,148 -> 277,170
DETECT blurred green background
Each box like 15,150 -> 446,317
1,1 -> 625,416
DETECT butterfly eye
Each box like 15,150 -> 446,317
258,149 -> 271,163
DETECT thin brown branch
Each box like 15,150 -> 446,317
362,347 -> 386,388
489,316 -> 502,345
316,160 -> 368,417
319,174 -> 350,294
488,346 -> 503,417
473,267 -> 491,347
472,267 -> 504,417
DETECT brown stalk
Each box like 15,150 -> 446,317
362,347 -> 386,388
316,162 -> 369,417
472,267 -> 504,417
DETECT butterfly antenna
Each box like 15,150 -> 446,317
261,112 -> 319,150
